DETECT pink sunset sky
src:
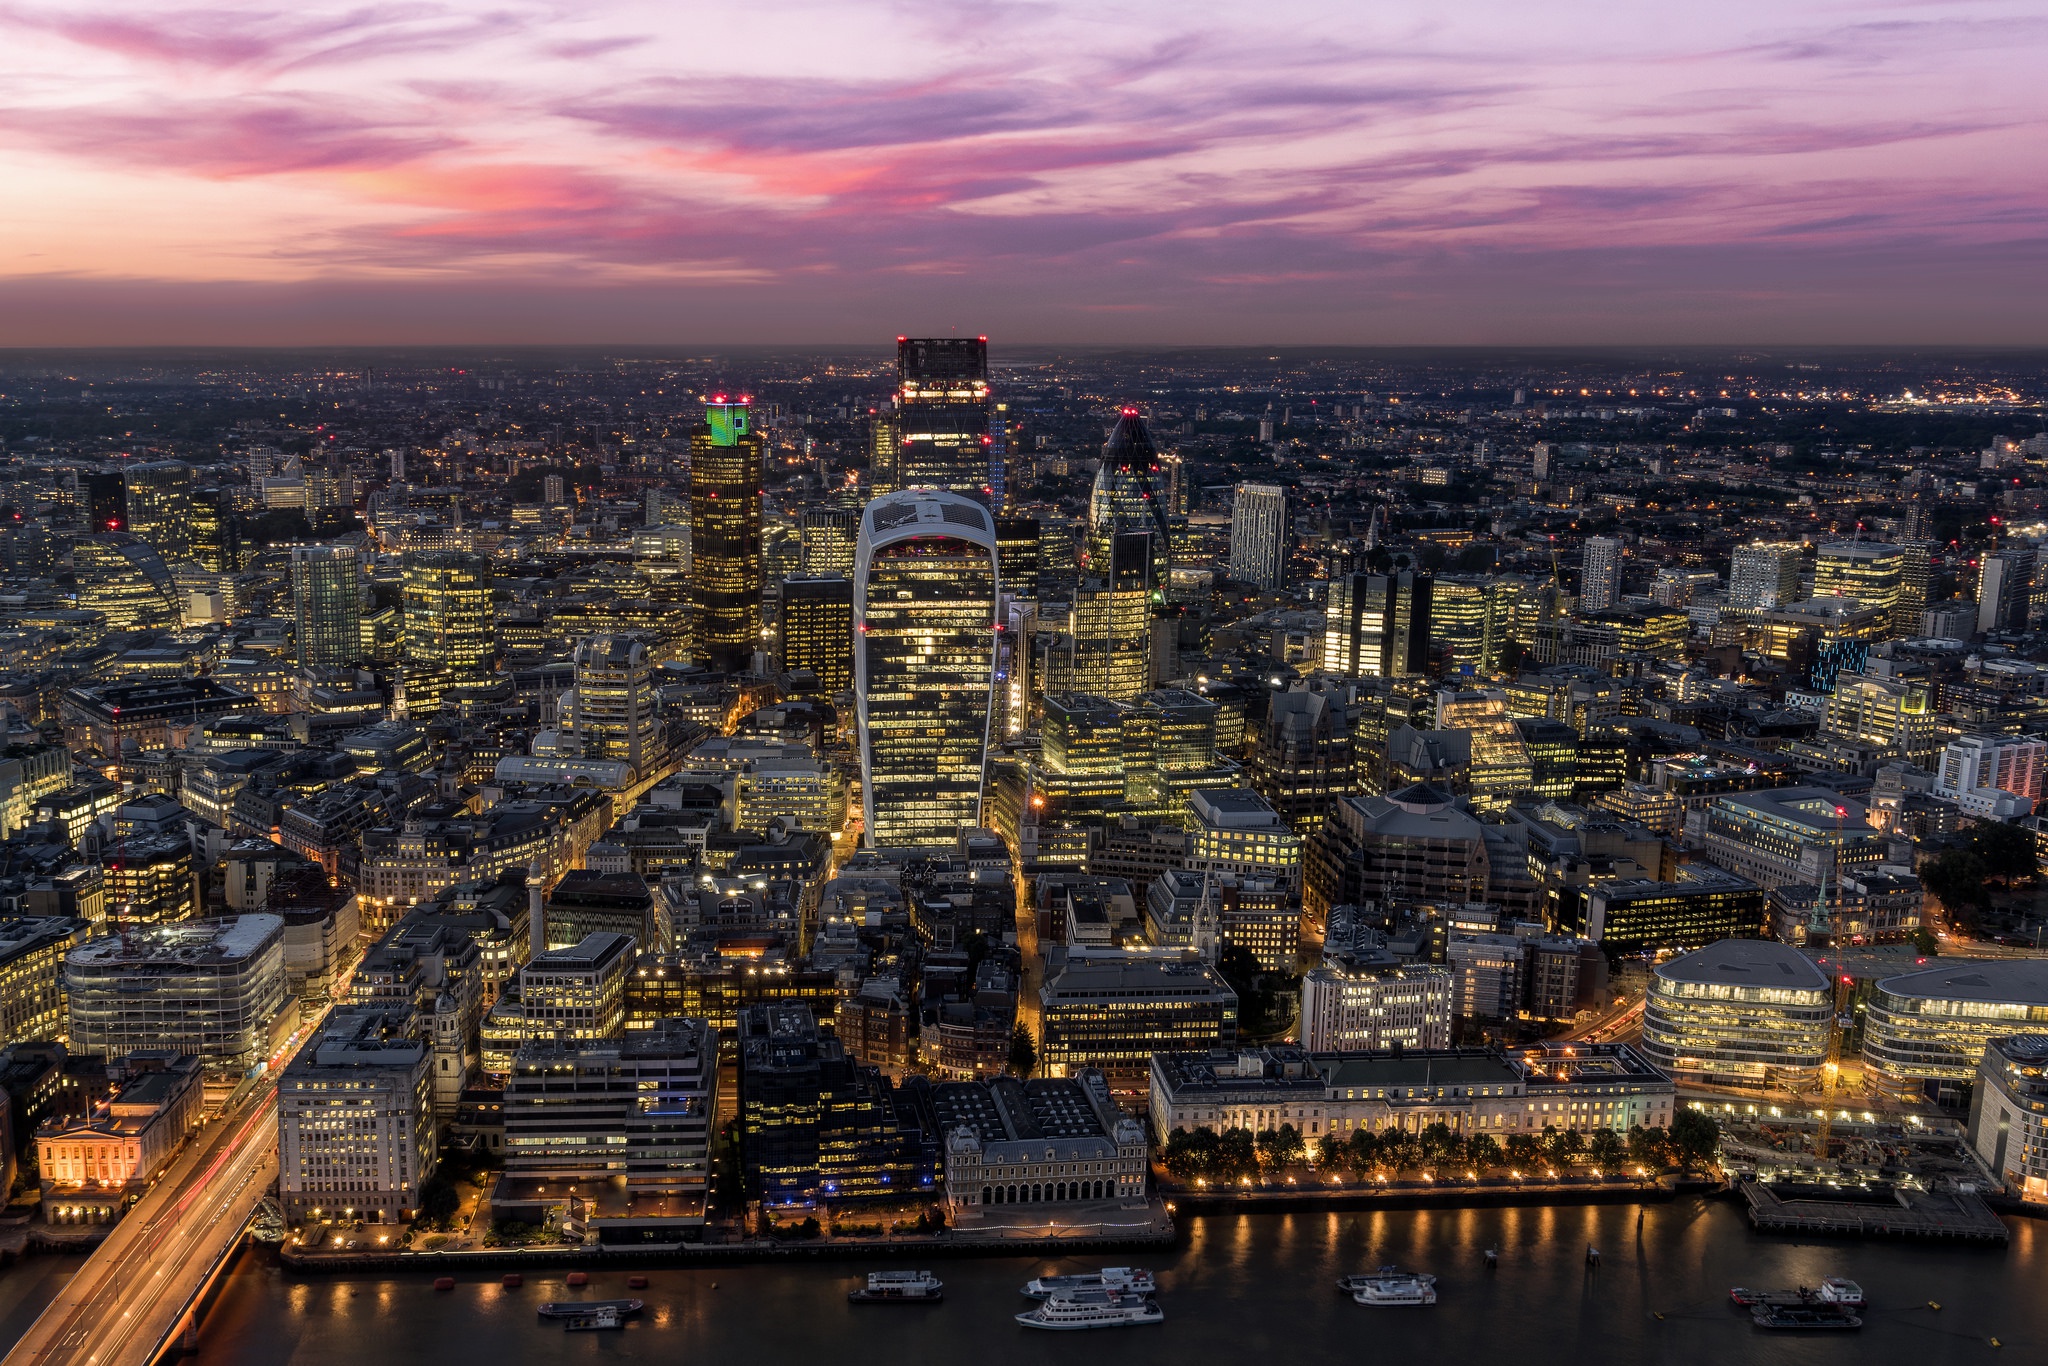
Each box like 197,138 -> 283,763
1,0 -> 2044,345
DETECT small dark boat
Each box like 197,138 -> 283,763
1751,1304 -> 1862,1331
538,1299 -> 644,1319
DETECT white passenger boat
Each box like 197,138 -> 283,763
849,1270 -> 944,1303
1015,1289 -> 1163,1330
1020,1267 -> 1156,1300
1348,1267 -> 1438,1306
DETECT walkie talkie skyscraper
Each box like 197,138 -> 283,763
854,489 -> 1000,848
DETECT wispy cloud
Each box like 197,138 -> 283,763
0,0 -> 2042,340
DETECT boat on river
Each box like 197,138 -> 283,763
1015,1289 -> 1163,1330
1021,1267 -> 1156,1299
850,1271 -> 944,1303
1751,1303 -> 1862,1331
1344,1268 -> 1438,1306
538,1299 -> 643,1319
1730,1277 -> 1864,1309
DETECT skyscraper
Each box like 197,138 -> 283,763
1069,535 -> 1155,703
290,544 -> 363,670
123,461 -> 195,561
1979,549 -> 2036,634
84,472 -> 126,533
889,337 -> 993,498
854,490 -> 999,848
995,516 -> 1042,602
558,636 -> 662,777
1230,483 -> 1289,590
1578,536 -> 1622,610
1322,571 -> 1432,677
1728,541 -> 1805,610
1894,540 -> 1933,636
401,550 -> 493,717
1814,541 -> 1903,621
799,507 -> 860,576
73,534 -> 180,631
690,398 -> 763,671
1087,409 -> 1172,592
780,574 -> 855,693
188,487 -> 239,574
1429,574 -> 1516,675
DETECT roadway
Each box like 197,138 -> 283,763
4,1083 -> 278,1366
4,1007 -> 330,1366
1559,993 -> 1643,1044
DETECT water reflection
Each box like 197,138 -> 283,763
169,1200 -> 2040,1366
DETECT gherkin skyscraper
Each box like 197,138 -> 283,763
1085,408 -> 1172,593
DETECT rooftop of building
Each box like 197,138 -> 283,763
1654,937 -> 1829,991
525,931 -> 635,974
0,916 -> 85,963
66,913 -> 283,968
511,1015 -> 713,1068
1189,787 -> 1282,827
1872,957 -> 2048,1006
1040,949 -> 1234,999
1590,867 -> 1761,899
1984,1034 -> 2048,1066
291,1007 -> 427,1071
1712,785 -> 1871,830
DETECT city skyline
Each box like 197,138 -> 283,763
2,2 -> 2045,346
4,0 -> 2048,1341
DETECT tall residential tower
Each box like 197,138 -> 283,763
290,544 -> 363,670
1230,483 -> 1289,590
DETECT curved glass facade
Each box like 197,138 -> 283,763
855,492 -> 998,849
1640,943 -> 1830,1088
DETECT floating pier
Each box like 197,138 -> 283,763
1737,1178 -> 2009,1244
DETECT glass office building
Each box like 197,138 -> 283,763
690,399 -> 764,671
855,491 -> 999,848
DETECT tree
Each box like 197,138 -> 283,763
1467,1134 -> 1503,1171
1921,847 -> 1988,916
1347,1127 -> 1379,1169
1162,1126 -> 1223,1182
1973,820 -> 2039,884
1217,1127 -> 1259,1181
1419,1122 -> 1462,1166
1006,1024 -> 1037,1078
1272,1123 -> 1306,1167
1378,1126 -> 1418,1172
1588,1129 -> 1626,1169
1503,1133 -> 1542,1169
1670,1108 -> 1721,1173
1910,926 -> 1939,956
1628,1124 -> 1671,1171
417,1175 -> 459,1227
1254,1128 -> 1283,1171
1316,1134 -> 1352,1170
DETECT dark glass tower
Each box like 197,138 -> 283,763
1323,571 -> 1433,677
690,398 -> 764,671
890,337 -> 992,498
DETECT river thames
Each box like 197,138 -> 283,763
6,1200 -> 2043,1365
